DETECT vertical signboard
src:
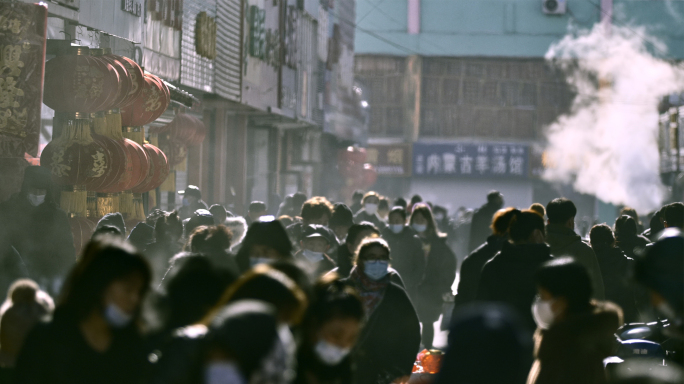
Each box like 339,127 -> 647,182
0,3 -> 47,158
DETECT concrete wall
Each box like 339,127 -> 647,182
355,0 -> 684,59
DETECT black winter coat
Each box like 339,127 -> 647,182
336,245 -> 354,278
592,244 -> 642,323
14,312 -> 148,384
414,235 -> 457,323
0,193 -> 74,285
294,347 -> 353,384
349,282 -> 421,384
468,203 -> 499,253
381,226 -> 426,298
476,242 -> 553,331
453,235 -> 507,309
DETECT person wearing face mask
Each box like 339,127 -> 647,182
409,203 -> 457,348
381,207 -> 425,303
178,186 -> 209,221
14,236 -> 152,384
235,219 -> 294,273
353,192 -> 386,230
0,166 -> 75,296
295,225 -> 337,278
527,258 -> 622,384
344,238 -> 421,384
295,276 -> 364,384
476,210 -> 553,332
286,197 -> 335,252
336,223 -> 380,278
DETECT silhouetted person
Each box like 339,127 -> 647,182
468,191 -> 504,253
178,186 -> 208,221
0,166 -> 75,295
454,207 -> 519,310
545,198 -> 605,299
477,210 -> 552,331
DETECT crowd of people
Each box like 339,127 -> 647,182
0,166 -> 682,384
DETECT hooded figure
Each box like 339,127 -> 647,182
95,213 -> 126,236
0,166 -> 75,294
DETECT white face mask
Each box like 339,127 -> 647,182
532,296 -> 555,330
434,214 -> 445,221
302,249 -> 324,263
315,340 -> 351,366
27,193 -> 46,206
104,303 -> 133,328
365,203 -> 378,215
390,224 -> 404,234
205,362 -> 246,384
412,223 -> 427,233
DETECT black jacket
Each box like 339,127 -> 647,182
615,234 -> 650,260
0,192 -> 74,284
14,311 -> 148,384
476,242 -> 553,331
468,203 -> 499,253
453,235 -> 507,308
336,245 -> 354,278
592,244 -> 642,323
348,282 -> 421,384
381,226 -> 426,297
414,235 -> 457,323
294,347 -> 353,384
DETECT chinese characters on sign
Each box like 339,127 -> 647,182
0,3 -> 46,157
195,11 -> 217,59
366,144 -> 412,176
412,142 -> 529,179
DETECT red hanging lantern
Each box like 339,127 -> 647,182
116,55 -> 145,107
43,46 -> 120,113
40,113 -> 110,187
187,115 -> 206,146
92,49 -> 132,109
90,133 -> 127,192
167,114 -> 196,142
160,138 -> 187,167
131,143 -> 170,193
99,139 -> 150,193
120,74 -> 169,126
70,216 -> 96,254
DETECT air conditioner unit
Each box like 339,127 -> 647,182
542,0 -> 567,14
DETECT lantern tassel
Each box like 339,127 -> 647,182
97,193 -> 120,217
132,193 -> 146,221
60,186 -> 88,217
119,192 -> 135,218
106,109 -> 124,140
86,191 -> 98,219
91,112 -> 108,136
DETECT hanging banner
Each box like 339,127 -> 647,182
0,3 -> 47,157
412,142 -> 530,179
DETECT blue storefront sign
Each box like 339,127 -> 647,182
413,142 -> 529,179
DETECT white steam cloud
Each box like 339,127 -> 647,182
543,24 -> 684,214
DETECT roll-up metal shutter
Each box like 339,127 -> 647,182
180,0 -> 216,92
215,0 -> 242,102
